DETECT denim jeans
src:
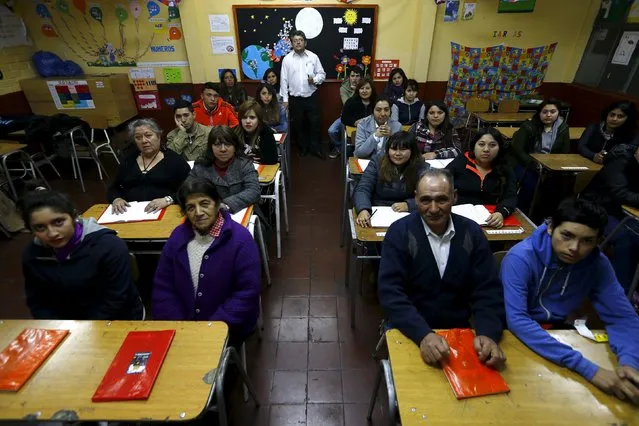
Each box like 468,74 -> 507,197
328,117 -> 343,150
604,215 -> 639,293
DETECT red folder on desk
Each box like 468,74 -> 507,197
437,329 -> 509,399
0,328 -> 69,391
92,330 -> 175,402
484,205 -> 521,227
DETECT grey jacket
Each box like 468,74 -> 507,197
354,115 -> 402,159
189,156 -> 261,213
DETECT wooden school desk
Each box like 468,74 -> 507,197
257,163 -> 279,184
0,320 -> 228,422
344,209 -> 536,328
496,127 -> 586,140
256,162 -> 288,258
528,154 -> 602,218
474,112 -> 534,128
385,328 -> 639,426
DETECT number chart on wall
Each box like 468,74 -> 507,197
233,5 -> 377,81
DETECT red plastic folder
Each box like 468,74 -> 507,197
0,328 -> 69,391
437,329 -> 510,399
92,330 -> 175,402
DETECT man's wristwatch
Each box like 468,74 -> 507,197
165,196 -> 173,205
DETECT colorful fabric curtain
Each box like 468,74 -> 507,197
444,42 -> 557,117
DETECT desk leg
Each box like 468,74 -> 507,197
1,153 -> 18,200
527,164 -> 544,219
254,217 -> 272,287
340,164 -> 349,248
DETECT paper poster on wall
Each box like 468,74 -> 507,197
354,28 -> 363,34
211,36 -> 236,54
463,1 -> 476,20
373,59 -> 400,80
0,5 -> 30,48
132,78 -> 158,92
343,37 -> 359,50
362,17 -> 371,24
333,18 -> 343,24
444,0 -> 460,22
611,31 -> 639,66
135,92 -> 161,110
163,67 -> 183,83
338,27 -> 347,34
47,80 -> 95,110
129,67 -> 155,79
209,14 -> 230,32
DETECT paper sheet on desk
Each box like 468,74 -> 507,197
98,202 -> 164,224
274,133 -> 284,142
425,158 -> 454,169
356,159 -> 370,172
452,204 -> 491,225
370,206 -> 409,228
230,207 -> 250,227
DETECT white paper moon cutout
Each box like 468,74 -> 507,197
295,8 -> 323,39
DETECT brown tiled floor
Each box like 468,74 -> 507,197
0,145 -> 387,425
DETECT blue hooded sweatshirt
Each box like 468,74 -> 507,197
501,223 -> 639,380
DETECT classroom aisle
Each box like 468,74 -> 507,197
0,147 -> 387,425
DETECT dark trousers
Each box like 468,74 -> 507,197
290,92 -> 321,154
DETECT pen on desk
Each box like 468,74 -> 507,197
369,209 -> 377,219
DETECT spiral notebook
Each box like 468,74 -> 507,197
98,202 -> 166,224
452,204 -> 524,234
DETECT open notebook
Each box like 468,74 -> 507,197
98,202 -> 166,224
370,206 -> 409,228
452,204 -> 524,234
425,158 -> 454,169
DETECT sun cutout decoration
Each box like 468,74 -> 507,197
343,9 -> 358,26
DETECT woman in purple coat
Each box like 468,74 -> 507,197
152,178 -> 261,344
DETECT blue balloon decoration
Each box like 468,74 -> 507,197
36,4 -> 51,18
147,1 -> 160,17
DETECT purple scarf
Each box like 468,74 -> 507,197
54,221 -> 83,261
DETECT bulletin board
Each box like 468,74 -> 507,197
15,0 -> 191,83
233,5 -> 378,81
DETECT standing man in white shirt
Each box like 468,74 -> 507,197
280,30 -> 326,159
378,168 -> 506,367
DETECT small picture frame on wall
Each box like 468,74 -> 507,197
498,0 -> 536,13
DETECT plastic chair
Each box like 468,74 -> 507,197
56,125 -> 109,192
465,97 -> 491,127
260,169 -> 289,259
498,99 -> 521,113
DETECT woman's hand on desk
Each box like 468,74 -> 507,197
112,198 -> 130,215
422,152 -> 437,160
145,197 -> 171,213
485,212 -> 504,228
356,210 -> 371,228
391,202 -> 408,213
591,367 -> 639,404
473,335 -> 506,369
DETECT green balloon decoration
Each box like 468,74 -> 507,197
56,0 -> 69,14
115,6 -> 128,23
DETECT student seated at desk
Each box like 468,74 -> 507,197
153,178 -> 260,346
262,68 -> 281,102
234,99 -> 279,165
166,99 -> 212,162
108,118 -> 191,214
578,101 -> 638,164
446,128 -> 517,228
19,187 -> 143,320
413,100 -> 461,160
354,132 -> 428,227
390,79 -> 424,126
328,66 -> 363,160
582,144 -> 639,294
256,83 -> 288,133
354,96 -> 401,159
378,168 -> 506,368
382,67 -> 407,104
501,198 -> 639,404
341,78 -> 376,129
190,126 -> 260,214
192,82 -> 239,128
509,98 -> 570,169
219,69 -> 248,111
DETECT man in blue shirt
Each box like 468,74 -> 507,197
501,198 -> 639,404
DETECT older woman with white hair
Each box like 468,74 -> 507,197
107,118 -> 191,214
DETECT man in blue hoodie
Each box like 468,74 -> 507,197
501,198 -> 639,404
379,168 -> 506,368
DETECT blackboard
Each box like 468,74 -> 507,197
233,5 -> 378,81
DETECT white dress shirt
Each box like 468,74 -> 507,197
280,49 -> 326,102
421,216 -> 456,278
